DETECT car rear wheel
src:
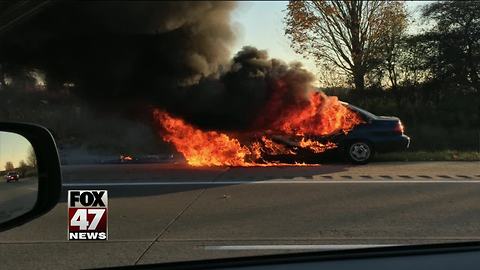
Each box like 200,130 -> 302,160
346,141 -> 374,164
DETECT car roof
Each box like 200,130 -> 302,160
340,101 -> 377,120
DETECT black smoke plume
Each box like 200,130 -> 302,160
0,2 -> 235,95
171,46 -> 315,130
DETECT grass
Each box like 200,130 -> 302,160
376,150 -> 480,162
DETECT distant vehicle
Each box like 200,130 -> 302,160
268,102 -> 410,164
5,171 -> 20,182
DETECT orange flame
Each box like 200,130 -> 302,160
259,91 -> 360,136
299,138 -> 337,153
260,136 -> 295,155
120,155 -> 133,161
153,91 -> 363,167
155,112 -> 254,166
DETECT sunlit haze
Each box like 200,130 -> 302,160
0,132 -> 32,170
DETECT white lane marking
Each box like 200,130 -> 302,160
63,180 -> 480,186
204,244 -> 397,250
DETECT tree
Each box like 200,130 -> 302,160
422,1 -> 480,91
26,146 -> 37,168
397,33 -> 438,86
379,2 -> 407,89
5,161 -> 14,171
285,0 -> 407,90
18,160 -> 28,177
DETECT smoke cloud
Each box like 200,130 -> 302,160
170,46 -> 316,130
0,2 -> 317,131
0,2 -> 235,96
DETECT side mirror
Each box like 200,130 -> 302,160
0,122 -> 61,231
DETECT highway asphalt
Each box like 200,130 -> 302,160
0,176 -> 38,223
0,162 -> 479,269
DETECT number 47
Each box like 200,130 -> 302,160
71,209 -> 105,230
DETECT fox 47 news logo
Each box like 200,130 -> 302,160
68,190 -> 108,240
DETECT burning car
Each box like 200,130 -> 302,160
267,102 -> 410,164
154,92 -> 410,167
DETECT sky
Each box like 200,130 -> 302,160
0,131 -> 32,170
230,1 -> 432,84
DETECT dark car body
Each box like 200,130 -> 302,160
337,103 -> 410,153
5,171 -> 20,182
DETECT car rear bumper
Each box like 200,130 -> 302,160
375,135 -> 410,152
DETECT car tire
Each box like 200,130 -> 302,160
345,140 -> 374,165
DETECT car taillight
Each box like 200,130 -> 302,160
394,121 -> 404,134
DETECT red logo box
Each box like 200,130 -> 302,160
68,190 -> 108,240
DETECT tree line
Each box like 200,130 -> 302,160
3,146 -> 37,176
285,0 -> 480,93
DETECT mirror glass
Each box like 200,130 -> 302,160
0,132 -> 38,223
